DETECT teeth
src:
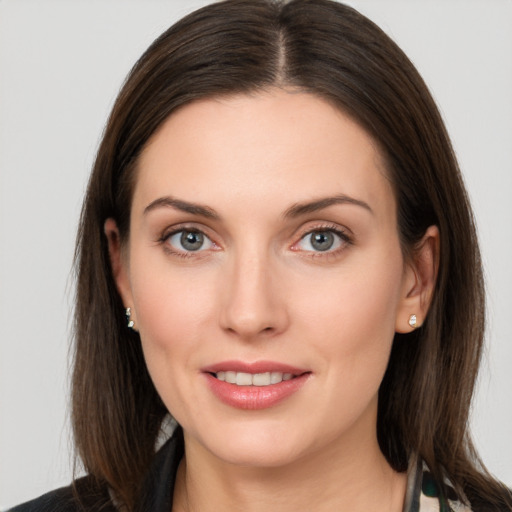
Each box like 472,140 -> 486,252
270,372 -> 283,384
214,371 -> 295,386
252,372 -> 271,386
236,372 -> 253,386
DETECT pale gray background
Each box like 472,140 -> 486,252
1,0 -> 511,508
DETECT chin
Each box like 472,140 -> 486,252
212,442 -> 305,469
189,420 -> 311,469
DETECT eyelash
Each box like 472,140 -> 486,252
292,223 -> 353,259
158,225 -> 217,259
157,223 -> 353,259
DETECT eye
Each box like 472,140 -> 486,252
167,230 -> 214,252
295,229 -> 348,253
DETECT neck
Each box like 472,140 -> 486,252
172,421 -> 407,512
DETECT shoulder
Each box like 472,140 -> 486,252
8,427 -> 184,512
8,477 -> 115,512
407,457 -> 512,512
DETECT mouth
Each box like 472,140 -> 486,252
211,371 -> 297,386
202,361 -> 310,410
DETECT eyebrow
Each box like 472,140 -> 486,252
143,196 -> 220,219
283,195 -> 373,218
143,194 -> 372,220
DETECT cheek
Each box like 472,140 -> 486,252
289,254 -> 403,436
130,239 -> 217,326
294,248 -> 404,375
130,267 -> 217,421
128,254 -> 218,384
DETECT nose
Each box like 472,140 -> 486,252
219,247 -> 289,340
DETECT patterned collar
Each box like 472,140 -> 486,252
404,456 -> 472,512
141,429 -> 475,512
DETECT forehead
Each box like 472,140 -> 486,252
134,90 -> 394,219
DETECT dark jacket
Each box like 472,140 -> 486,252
9,430 -> 184,512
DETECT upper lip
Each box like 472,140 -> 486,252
201,360 -> 309,375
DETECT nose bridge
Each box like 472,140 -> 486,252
220,240 -> 287,339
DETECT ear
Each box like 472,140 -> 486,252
395,225 -> 440,333
104,218 -> 135,320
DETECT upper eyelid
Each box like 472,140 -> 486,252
294,221 -> 352,239
157,225 -> 216,252
296,229 -> 350,245
290,223 -> 353,252
160,223 -> 213,239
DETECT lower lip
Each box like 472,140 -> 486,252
204,373 -> 310,410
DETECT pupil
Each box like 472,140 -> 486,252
311,231 -> 334,251
181,231 -> 204,251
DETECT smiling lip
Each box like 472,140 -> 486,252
202,360 -> 311,410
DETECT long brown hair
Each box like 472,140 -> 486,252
72,0 -> 512,509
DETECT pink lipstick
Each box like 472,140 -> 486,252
202,360 -> 311,410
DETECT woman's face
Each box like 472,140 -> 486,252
109,90 -> 427,468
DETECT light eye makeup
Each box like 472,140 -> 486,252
156,221 -> 353,261
291,223 -> 353,258
157,224 -> 219,259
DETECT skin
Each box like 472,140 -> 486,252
106,89 -> 438,512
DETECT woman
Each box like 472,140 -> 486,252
10,0 -> 512,511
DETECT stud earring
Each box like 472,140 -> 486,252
125,307 -> 135,330
408,314 -> 418,329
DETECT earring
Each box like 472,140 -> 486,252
125,307 -> 135,330
408,314 -> 418,329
